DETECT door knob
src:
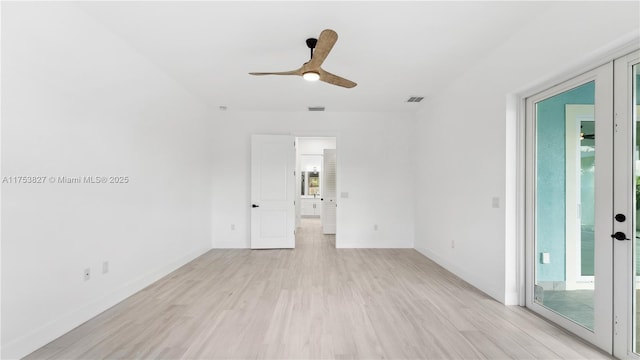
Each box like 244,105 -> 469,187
252,204 -> 259,208
611,232 -> 630,241
615,214 -> 626,222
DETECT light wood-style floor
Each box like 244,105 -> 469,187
27,219 -> 610,359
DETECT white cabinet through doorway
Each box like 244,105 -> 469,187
301,197 -> 321,217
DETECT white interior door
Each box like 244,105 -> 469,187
525,62 -> 613,352
251,135 -> 295,249
322,149 -> 336,234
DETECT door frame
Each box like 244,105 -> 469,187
293,133 -> 339,246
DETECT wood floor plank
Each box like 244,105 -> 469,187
25,218 -> 611,359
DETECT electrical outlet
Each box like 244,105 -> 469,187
373,224 -> 378,231
102,261 -> 109,274
451,240 -> 455,248
541,252 -> 551,264
84,268 -> 91,281
231,224 -> 236,231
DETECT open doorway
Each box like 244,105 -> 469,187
295,137 -> 337,247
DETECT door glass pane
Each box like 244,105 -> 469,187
535,81 -> 595,330
633,63 -> 639,352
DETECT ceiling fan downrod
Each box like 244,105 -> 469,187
306,38 -> 318,60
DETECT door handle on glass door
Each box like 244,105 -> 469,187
611,232 -> 630,241
252,204 -> 259,208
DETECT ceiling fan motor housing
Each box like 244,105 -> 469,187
306,38 -> 318,49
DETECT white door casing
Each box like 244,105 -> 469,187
251,135 -> 295,249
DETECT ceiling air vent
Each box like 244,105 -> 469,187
308,106 -> 325,112
407,96 -> 424,103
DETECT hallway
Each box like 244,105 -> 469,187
296,217 -> 335,249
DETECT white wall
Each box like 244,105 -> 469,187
413,2 -> 640,304
298,137 -> 336,155
1,4 -> 214,358
211,111 -> 414,249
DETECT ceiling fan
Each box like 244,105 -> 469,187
580,125 -> 594,140
249,29 -> 357,89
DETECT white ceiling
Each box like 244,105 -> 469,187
75,1 -> 553,112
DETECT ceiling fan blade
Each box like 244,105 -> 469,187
249,68 -> 303,76
307,29 -> 338,69
319,69 -> 357,88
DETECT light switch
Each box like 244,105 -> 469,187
341,192 -> 349,198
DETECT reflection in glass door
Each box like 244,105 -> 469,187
534,82 -> 596,328
526,62 -> 613,352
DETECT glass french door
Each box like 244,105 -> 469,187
526,50 -> 640,357
613,50 -> 640,359
526,62 -> 614,352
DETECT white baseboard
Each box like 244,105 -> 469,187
414,246 -> 507,305
2,247 -> 210,360
212,241 -> 249,249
